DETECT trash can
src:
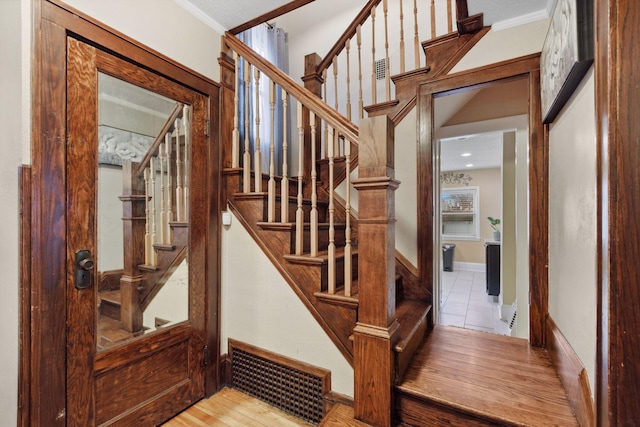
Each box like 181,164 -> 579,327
442,244 -> 456,272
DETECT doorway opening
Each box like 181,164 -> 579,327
431,76 -> 530,338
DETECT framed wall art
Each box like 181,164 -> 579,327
540,0 -> 594,124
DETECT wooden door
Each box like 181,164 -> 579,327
66,37 -> 209,426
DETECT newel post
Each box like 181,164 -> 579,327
302,53 -> 323,195
119,161 -> 145,333
352,116 -> 399,427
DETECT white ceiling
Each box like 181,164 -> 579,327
177,0 -> 554,33
440,132 -> 504,172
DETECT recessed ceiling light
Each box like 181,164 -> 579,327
456,136 -> 469,140
461,152 -> 472,157
465,163 -> 474,168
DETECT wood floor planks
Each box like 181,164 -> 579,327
396,325 -> 579,426
318,404 -> 372,426
162,388 -> 313,426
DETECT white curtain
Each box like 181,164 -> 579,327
238,24 -> 289,175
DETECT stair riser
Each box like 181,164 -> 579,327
396,391 -> 499,427
263,198 -> 328,224
227,171 -> 306,198
100,300 -> 121,321
320,252 -> 359,292
287,225 -> 348,254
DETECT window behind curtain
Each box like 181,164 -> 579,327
238,24 -> 289,175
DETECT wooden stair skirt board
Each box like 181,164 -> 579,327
395,325 -> 580,427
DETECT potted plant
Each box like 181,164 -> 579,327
488,216 -> 501,241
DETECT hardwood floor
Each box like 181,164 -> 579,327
396,325 -> 579,426
161,388 -> 314,426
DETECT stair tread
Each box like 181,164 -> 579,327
396,325 -> 579,427
284,246 -> 358,265
154,243 -> 177,251
99,290 -> 121,305
394,299 -> 432,353
232,192 -> 328,205
314,282 -> 359,307
257,221 -> 347,230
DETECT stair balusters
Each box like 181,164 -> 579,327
232,51 -> 240,168
399,0 -> 406,74
345,39 -> 352,122
356,24 -> 364,120
304,0 -> 459,122
414,0 -> 420,68
371,4 -> 377,106
165,134 -> 173,242
344,138 -> 352,297
150,157 -> 158,266
243,61 -> 251,193
431,0 -> 436,38
144,168 -> 152,266
268,80 -> 276,222
327,125 -> 336,294
295,102 -> 305,255
226,35 -> 370,297
175,117 -> 183,222
253,68 -> 262,193
383,0 -> 391,102
281,89 -> 290,223
183,107 -> 190,220
135,105 -> 190,268
159,140 -> 167,245
310,112 -> 319,257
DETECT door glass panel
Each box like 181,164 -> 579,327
97,72 -> 189,352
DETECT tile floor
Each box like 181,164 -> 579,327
438,269 -> 511,336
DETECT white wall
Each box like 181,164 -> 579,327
395,108 -> 418,267
515,128 -> 530,339
450,19 -> 550,74
63,0 -> 221,82
0,0 -> 28,422
221,211 -> 354,396
548,68 -> 597,394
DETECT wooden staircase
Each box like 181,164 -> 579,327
217,1 -> 586,425
224,169 -> 432,370
98,221 -> 188,326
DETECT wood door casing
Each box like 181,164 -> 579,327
416,54 -> 548,346
66,37 -> 208,426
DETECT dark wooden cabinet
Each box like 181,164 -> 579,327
485,242 -> 500,296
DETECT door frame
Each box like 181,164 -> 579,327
24,0 -> 221,425
416,53 -> 548,346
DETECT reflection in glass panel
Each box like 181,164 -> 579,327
97,72 -> 190,352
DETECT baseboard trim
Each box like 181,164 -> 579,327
219,353 -> 231,388
452,261 -> 485,273
546,316 -> 595,427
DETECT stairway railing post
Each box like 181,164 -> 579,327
352,115 -> 399,427
120,161 -> 145,333
302,53 -> 323,195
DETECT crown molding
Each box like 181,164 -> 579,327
173,0 -> 228,34
491,8 -> 550,32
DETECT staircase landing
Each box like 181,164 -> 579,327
395,325 -> 579,426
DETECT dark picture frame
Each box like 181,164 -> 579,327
540,0 -> 594,124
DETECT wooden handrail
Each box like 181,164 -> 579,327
316,0 -> 382,76
134,102 -> 184,177
225,32 -> 359,145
